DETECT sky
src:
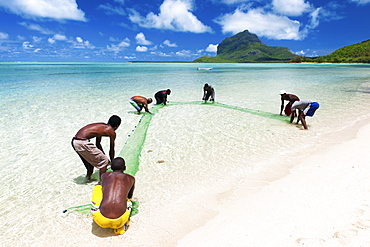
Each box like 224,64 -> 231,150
0,0 -> 369,62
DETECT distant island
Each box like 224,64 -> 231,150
193,30 -> 370,63
194,30 -> 296,63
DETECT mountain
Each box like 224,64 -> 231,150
291,39 -> 370,63
193,30 -> 297,63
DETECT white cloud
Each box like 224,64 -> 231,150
136,46 -> 148,52
150,45 -> 158,50
163,39 -> 177,47
124,56 -> 137,60
109,37 -> 119,42
294,49 -> 318,57
0,32 -> 9,39
0,0 -> 86,21
175,49 -> 193,57
215,8 -> 304,40
272,0 -> 312,16
18,22 -> 54,35
98,3 -> 125,16
307,7 -> 320,29
351,0 -> 370,5
73,37 -> 95,49
48,34 -> 67,44
22,41 -> 33,49
54,34 -> 68,41
150,51 -> 172,57
129,0 -> 212,33
32,36 -> 42,42
216,0 -> 250,4
48,38 -> 56,44
205,44 -> 218,52
115,0 -> 125,4
106,40 -> 131,53
135,32 -> 152,45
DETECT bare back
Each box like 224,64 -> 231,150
99,172 -> 135,219
75,123 -> 116,140
131,96 -> 147,104
75,123 -> 117,160
281,94 -> 299,102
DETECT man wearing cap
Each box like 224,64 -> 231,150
280,90 -> 299,116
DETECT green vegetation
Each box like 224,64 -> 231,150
193,30 -> 297,63
291,39 -> 370,63
193,29 -> 369,64
193,56 -> 234,63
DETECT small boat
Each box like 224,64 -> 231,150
197,67 -> 213,70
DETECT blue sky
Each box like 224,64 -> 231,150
0,0 -> 369,62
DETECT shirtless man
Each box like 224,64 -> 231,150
71,115 -> 121,182
280,90 -> 299,116
129,96 -> 152,114
202,84 -> 215,102
91,157 -> 135,235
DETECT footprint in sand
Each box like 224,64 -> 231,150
333,229 -> 358,239
352,220 -> 370,230
295,237 -> 326,246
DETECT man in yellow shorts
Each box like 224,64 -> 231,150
91,157 -> 135,234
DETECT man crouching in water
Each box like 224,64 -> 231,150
91,157 -> 135,235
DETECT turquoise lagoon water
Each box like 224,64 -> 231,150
1,62 -> 370,246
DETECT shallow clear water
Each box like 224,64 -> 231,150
1,62 -> 370,245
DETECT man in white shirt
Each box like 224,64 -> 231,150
290,100 -> 320,130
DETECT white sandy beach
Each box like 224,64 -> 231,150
79,112 -> 370,247
175,118 -> 370,246
12,111 -> 367,247
2,63 -> 370,247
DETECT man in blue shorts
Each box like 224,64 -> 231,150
129,96 -> 152,114
290,99 -> 320,130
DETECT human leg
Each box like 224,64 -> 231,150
72,140 -> 109,181
299,112 -> 308,129
129,99 -> 142,112
155,95 -> 162,104
72,139 -> 94,181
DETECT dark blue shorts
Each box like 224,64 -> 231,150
306,102 -> 319,117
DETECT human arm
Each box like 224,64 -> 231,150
108,133 -> 116,161
290,110 -> 296,123
143,103 -> 152,114
96,136 -> 104,154
298,111 -> 308,129
127,180 -> 135,199
280,98 -> 284,115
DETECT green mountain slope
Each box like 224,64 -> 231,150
194,30 -> 297,63
292,39 -> 370,63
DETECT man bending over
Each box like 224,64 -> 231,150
71,115 -> 121,182
129,96 -> 152,114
